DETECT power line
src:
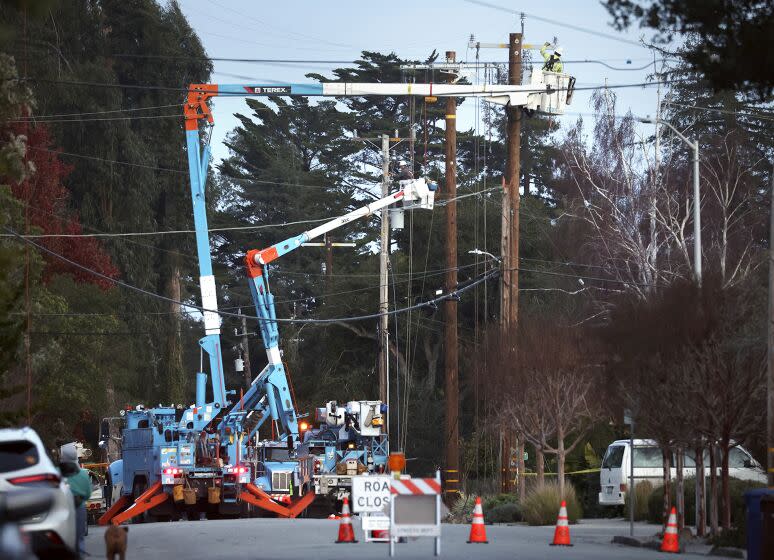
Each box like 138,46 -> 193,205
7,113 -> 182,124
27,146 -> 185,174
506,265 -> 657,288
29,331 -> 155,336
10,103 -> 183,120
0,217 -> 332,238
436,186 -> 500,206
10,195 -> 196,260
3,225 -> 498,324
273,262 -> 481,279
102,53 -> 665,67
667,101 -> 774,122
14,262 -> 481,319
21,76 -> 689,96
463,0 -> 647,48
206,0 -> 356,49
23,78 -> 191,93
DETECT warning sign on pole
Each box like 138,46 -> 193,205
351,475 -> 391,513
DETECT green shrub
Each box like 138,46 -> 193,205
709,526 -> 745,549
486,502 -> 522,524
521,482 -> 582,526
483,493 -> 518,511
474,494 -> 523,523
646,478 -> 700,525
624,480 -> 653,521
646,476 -> 764,536
448,493 -> 475,523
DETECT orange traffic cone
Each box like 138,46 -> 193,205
467,496 -> 489,543
335,497 -> 358,543
660,507 -> 680,553
550,500 -> 573,546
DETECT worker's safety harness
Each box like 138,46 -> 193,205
543,55 -> 561,72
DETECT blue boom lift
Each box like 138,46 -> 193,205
99,72 -> 573,524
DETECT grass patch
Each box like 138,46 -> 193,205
521,481 -> 582,526
624,480 -> 653,521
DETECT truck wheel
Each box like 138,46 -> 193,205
131,480 -> 149,524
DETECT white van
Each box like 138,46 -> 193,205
598,439 -> 766,506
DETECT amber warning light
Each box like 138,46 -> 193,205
387,452 -> 406,474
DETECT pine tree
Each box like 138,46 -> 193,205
0,53 -> 34,426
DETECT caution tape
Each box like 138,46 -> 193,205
519,467 -> 601,477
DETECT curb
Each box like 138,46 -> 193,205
708,547 -> 745,559
611,536 -> 642,547
613,535 -> 745,558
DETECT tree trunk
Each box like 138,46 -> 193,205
517,439 -> 526,502
165,265 -> 184,403
709,442 -> 719,535
720,442 -> 731,530
500,430 -> 511,492
557,425 -> 566,498
676,447 -> 685,530
662,446 -> 672,530
536,445 -> 545,489
695,444 -> 706,537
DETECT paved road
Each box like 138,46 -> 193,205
84,518 -> 707,559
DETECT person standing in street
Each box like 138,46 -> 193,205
60,443 -> 91,558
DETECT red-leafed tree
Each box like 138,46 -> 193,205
7,123 -> 118,288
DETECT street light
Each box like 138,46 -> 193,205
468,248 -> 501,263
639,117 -> 702,284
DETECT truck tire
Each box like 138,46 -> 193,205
131,479 -> 149,524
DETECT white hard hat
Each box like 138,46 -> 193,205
60,442 -> 78,463
554,47 -> 563,56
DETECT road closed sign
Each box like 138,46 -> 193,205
351,475 -> 391,513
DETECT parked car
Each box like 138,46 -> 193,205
0,428 -> 77,558
0,489 -> 56,560
598,438 -> 766,506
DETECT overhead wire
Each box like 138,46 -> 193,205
463,0 -> 647,48
3,225 -> 499,324
0,217 -> 333,238
7,113 -> 182,124
205,0 -> 356,49
10,103 -> 184,120
54,51 -> 667,66
21,76 -> 694,95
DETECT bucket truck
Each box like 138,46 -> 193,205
100,67 -> 574,524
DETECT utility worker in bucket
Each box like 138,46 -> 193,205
541,42 -> 563,73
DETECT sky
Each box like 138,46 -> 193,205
176,0 -> 667,162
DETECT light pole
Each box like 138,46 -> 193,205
639,118 -> 702,284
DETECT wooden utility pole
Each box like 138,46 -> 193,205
379,134 -> 391,411
349,131 -> 410,432
443,50 -> 460,504
301,234 -> 355,280
500,32 -> 523,494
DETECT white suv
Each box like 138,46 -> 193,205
0,428 -> 77,558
